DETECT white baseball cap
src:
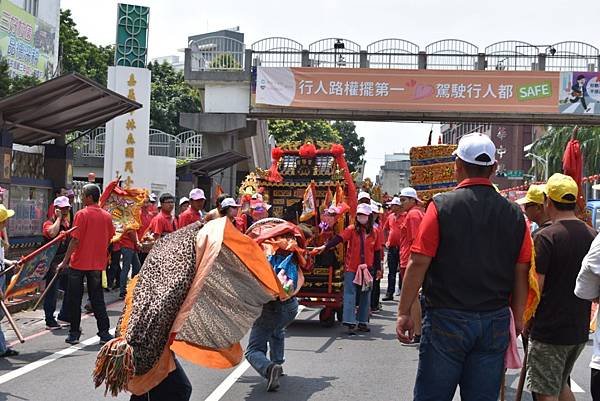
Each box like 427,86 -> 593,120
54,196 -> 71,208
356,203 -> 372,215
221,197 -> 241,209
358,191 -> 371,201
370,203 -> 381,214
387,197 -> 402,206
189,188 -> 206,201
149,193 -> 157,202
179,197 -> 190,206
400,187 -> 420,200
453,132 -> 497,166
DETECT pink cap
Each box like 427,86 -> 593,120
189,188 -> 206,201
54,196 -> 71,208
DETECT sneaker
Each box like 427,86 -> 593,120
84,303 -> 93,313
266,363 -> 283,392
357,323 -> 371,332
119,294 -> 126,300
65,332 -> 81,345
98,332 -> 114,345
0,348 -> 19,358
343,323 -> 357,336
45,321 -> 62,331
57,319 -> 70,327
382,295 -> 393,301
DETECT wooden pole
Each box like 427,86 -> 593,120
515,336 -> 530,401
31,269 -> 62,311
0,299 -> 24,343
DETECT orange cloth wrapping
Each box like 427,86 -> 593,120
524,243 -> 541,323
93,218 -> 282,396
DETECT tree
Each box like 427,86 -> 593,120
147,61 -> 202,134
59,9 -> 114,85
0,59 -> 41,98
332,121 -> 366,172
209,53 -> 242,70
268,120 -> 341,145
530,126 -> 600,179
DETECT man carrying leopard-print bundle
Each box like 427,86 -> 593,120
93,216 -> 287,400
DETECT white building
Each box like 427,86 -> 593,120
0,0 -> 61,80
377,153 -> 410,196
150,54 -> 184,71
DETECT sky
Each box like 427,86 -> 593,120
60,0 -> 600,179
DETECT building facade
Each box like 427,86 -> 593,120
377,153 -> 410,196
440,123 -> 538,188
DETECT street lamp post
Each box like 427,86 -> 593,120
526,152 -> 549,181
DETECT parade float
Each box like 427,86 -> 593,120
239,141 -> 357,326
409,144 -> 458,202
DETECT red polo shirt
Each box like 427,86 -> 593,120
178,208 -> 202,228
137,208 -> 153,241
383,212 -> 405,247
148,210 -> 178,237
118,230 -> 138,250
69,204 -> 115,270
400,206 -> 425,267
411,178 -> 532,263
339,225 -> 383,273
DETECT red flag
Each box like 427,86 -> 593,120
562,129 -> 586,213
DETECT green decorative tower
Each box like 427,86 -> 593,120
115,3 -> 150,67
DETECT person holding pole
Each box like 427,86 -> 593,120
58,184 -> 115,345
42,196 -> 72,330
0,204 -> 18,357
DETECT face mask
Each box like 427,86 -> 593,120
357,215 -> 369,225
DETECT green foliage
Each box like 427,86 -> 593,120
268,120 -> 341,144
268,120 -> 367,172
0,59 -> 41,98
332,121 -> 366,172
531,126 -> 600,178
147,61 -> 202,134
209,53 -> 242,70
59,9 -> 114,85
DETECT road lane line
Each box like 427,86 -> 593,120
570,379 -> 584,393
203,305 -> 306,401
0,328 -> 115,385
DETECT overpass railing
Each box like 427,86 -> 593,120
186,37 -> 600,72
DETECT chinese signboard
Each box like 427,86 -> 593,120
0,0 -> 57,80
505,170 -> 524,180
255,67 -> 600,116
103,66 -> 151,191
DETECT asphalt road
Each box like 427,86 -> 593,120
0,287 -> 594,401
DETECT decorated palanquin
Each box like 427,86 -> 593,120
239,141 -> 357,326
100,179 -> 148,243
409,145 -> 458,202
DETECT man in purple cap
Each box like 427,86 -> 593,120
42,196 -> 72,329
178,188 -> 206,228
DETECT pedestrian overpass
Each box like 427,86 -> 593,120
182,37 -> 600,125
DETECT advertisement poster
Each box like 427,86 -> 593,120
559,71 -> 600,115
0,0 -> 57,80
255,67 -> 561,114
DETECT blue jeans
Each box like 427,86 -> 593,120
120,247 -> 141,297
386,247 -> 400,296
343,272 -> 371,325
245,297 -> 298,378
414,307 -> 510,401
43,264 -> 63,324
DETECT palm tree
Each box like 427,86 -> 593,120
530,126 -> 600,180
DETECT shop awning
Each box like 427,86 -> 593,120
0,72 -> 142,145
183,150 -> 249,175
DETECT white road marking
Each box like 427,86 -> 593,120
571,379 -> 585,393
203,304 -> 306,401
0,328 -> 115,385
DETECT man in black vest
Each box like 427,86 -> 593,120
396,132 -> 532,401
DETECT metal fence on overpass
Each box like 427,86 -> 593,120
187,37 -> 600,72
